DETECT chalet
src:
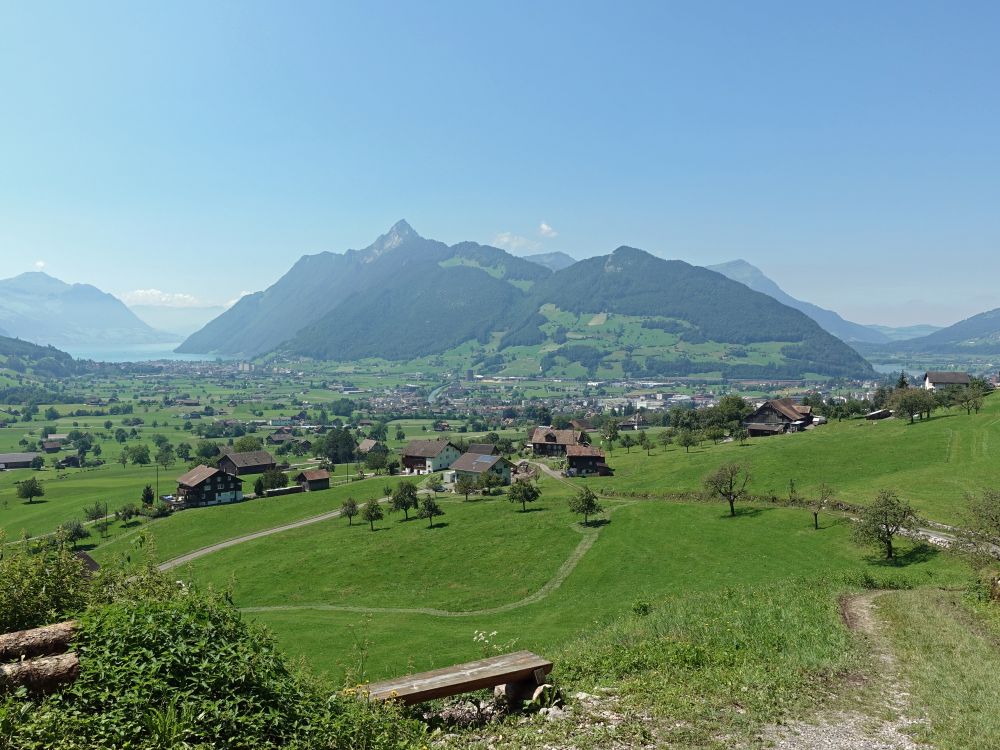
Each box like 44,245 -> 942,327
267,432 -> 296,445
451,452 -> 512,486
0,452 -> 40,470
467,443 -> 499,456
175,398 -> 201,407
357,438 -> 384,455
530,428 -> 587,456
295,469 -> 331,492
923,371 -> 971,390
619,413 -> 647,431
565,445 -> 613,477
218,450 -> 276,476
175,465 -> 243,507
401,440 -> 462,473
57,455 -> 81,469
42,440 -> 62,454
743,399 -> 814,437
569,418 -> 595,432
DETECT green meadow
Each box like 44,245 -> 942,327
167,476 -> 967,684
586,394 -> 1000,524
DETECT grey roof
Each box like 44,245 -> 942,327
451,452 -> 506,474
177,465 -> 222,487
0,452 -> 40,464
924,371 -> 971,385
220,450 -> 275,468
467,443 -> 498,455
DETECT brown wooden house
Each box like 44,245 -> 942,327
218,450 -> 276,476
295,469 -> 330,491
530,428 -> 587,456
176,465 -> 244,506
565,445 -> 613,476
743,399 -> 813,437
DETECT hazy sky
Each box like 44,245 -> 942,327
1,1 -> 998,327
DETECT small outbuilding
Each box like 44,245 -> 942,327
295,469 -> 331,492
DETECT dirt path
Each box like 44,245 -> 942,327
754,591 -> 925,750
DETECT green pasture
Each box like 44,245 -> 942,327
588,396 -> 1000,524
170,476 -> 967,683
90,475 -> 408,566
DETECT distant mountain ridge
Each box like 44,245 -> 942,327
179,222 -> 873,379
706,260 -> 889,344
523,251 -> 576,272
0,272 -> 173,348
858,307 -> 1000,355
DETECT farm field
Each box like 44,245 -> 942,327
582,395 -> 1000,524
88,475 -> 409,566
171,476 -> 968,684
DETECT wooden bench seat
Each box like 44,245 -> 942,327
365,650 -> 552,706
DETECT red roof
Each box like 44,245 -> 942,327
296,469 -> 330,482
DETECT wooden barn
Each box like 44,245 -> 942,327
295,469 -> 330,491
218,450 -> 276,476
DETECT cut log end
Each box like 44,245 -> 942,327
0,620 -> 77,662
0,652 -> 80,696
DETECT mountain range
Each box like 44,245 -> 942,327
177,221 -> 874,379
853,307 -> 1000,356
0,272 -> 172,347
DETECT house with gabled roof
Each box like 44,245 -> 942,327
451,452 -> 512,485
923,371 -> 971,390
565,445 -> 613,476
217,450 -> 276,476
176,465 -> 243,507
530,427 -> 587,456
401,439 -> 461,473
295,469 -> 330,491
466,442 -> 499,456
743,399 -> 813,437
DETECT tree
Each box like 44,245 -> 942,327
395,426 -> 406,442
233,435 -> 263,453
508,479 -> 541,512
129,445 -> 151,466
341,497 -> 359,526
390,481 -> 419,520
568,486 -> 603,525
811,483 -> 835,530
704,426 -> 725,445
117,449 -> 129,469
896,370 -> 909,389
156,445 -> 175,470
17,477 -> 45,504
176,442 -> 192,460
854,489 -> 914,560
59,520 -> 90,549
365,450 -> 387,475
30,455 -> 45,470
731,425 -> 750,445
116,502 -> 140,525
891,389 -> 926,424
141,484 -> 155,505
418,496 -> 445,528
703,463 -> 751,517
478,472 -> 504,496
253,476 -> 265,496
657,430 -> 673,451
676,429 -> 698,453
362,499 -> 384,531
620,433 -> 634,453
602,420 -> 619,450
455,475 -> 478,502
261,469 -> 288,491
82,501 -> 108,522
637,430 -> 651,456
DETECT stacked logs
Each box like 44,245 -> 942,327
0,621 -> 80,695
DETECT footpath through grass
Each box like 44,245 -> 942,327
176,479 -> 970,683
879,588 -> 1000,750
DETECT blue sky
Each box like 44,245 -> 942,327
1,1 -> 998,326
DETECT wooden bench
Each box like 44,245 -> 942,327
364,650 -> 553,706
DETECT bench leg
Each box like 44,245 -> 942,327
496,670 -> 548,711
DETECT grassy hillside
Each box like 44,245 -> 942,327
170,479 -> 966,685
585,395 -> 999,524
